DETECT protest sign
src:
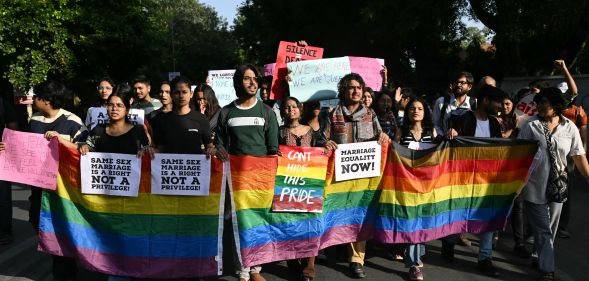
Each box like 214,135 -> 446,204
272,146 -> 328,213
287,56 -> 385,102
349,57 -> 385,91
80,152 -> 141,197
0,129 -> 59,190
319,99 -> 340,108
263,63 -> 275,77
514,93 -> 537,127
87,107 -> 145,130
288,57 -> 351,102
208,69 -> 236,107
151,154 -> 211,196
334,141 -> 381,181
271,41 -> 324,100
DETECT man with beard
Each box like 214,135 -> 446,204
433,72 -> 477,136
443,85 -> 508,278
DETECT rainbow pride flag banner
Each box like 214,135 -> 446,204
38,145 -> 225,278
375,138 -> 537,243
230,144 -> 388,267
272,145 -> 329,213
231,138 -> 537,267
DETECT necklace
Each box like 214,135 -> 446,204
287,123 -> 300,129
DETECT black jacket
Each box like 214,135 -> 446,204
450,111 -> 502,138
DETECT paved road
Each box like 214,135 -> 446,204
2,177 -> 588,281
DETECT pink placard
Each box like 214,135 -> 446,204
0,129 -> 59,190
271,41 -> 324,100
263,63 -> 275,77
349,57 -> 385,91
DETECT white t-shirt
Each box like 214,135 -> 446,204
475,119 -> 491,138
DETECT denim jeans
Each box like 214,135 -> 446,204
404,243 -> 425,267
478,231 -> 494,261
0,180 -> 12,235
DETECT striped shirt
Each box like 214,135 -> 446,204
30,108 -> 88,143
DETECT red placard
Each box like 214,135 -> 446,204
271,41 -> 324,100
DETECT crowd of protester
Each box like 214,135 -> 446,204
0,55 -> 588,281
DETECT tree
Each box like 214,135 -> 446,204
0,0 -> 78,91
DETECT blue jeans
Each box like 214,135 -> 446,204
478,231 -> 494,261
442,231 -> 494,261
0,180 -> 12,235
405,243 -> 425,267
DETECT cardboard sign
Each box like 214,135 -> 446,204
287,56 -> 384,102
272,146 -> 328,213
264,63 -> 275,77
334,141 -> 381,181
271,41 -> 324,100
514,93 -> 537,127
151,154 -> 211,196
0,129 -> 59,190
80,152 -> 141,197
208,69 -> 236,107
87,107 -> 145,130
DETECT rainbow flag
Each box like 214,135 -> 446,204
231,138 -> 537,267
230,144 -> 388,267
38,145 -> 225,278
375,138 -> 537,243
272,145 -> 329,213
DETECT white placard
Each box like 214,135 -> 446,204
334,141 -> 381,181
208,69 -> 236,108
88,107 -> 145,130
80,152 -> 142,197
407,142 -> 437,151
151,154 -> 211,196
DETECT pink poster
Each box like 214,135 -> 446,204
0,129 -> 59,190
263,63 -> 275,77
349,57 -> 385,91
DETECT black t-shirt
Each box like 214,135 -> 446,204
0,96 -> 18,139
152,110 -> 211,154
89,125 -> 149,154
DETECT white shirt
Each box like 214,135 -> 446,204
475,119 -> 491,138
432,94 -> 475,135
518,116 -> 585,204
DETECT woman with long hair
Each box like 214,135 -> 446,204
393,97 -> 439,281
279,97 -> 334,281
85,77 -> 115,127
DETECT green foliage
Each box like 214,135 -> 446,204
0,0 -> 78,90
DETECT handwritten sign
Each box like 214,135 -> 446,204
349,57 -> 385,91
334,141 -> 381,181
0,129 -> 59,190
272,146 -> 328,213
288,57 -> 351,102
208,69 -> 236,108
287,56 -> 384,102
151,154 -> 211,196
87,107 -> 145,130
80,152 -> 141,197
271,41 -> 324,100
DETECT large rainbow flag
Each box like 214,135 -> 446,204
230,144 -> 389,267
375,137 -> 537,243
38,145 -> 225,278
231,138 -> 537,267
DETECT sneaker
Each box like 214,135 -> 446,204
513,245 -> 532,259
457,234 -> 472,246
250,272 -> 266,281
349,262 -> 366,278
477,258 -> 500,277
408,266 -> 424,281
0,233 -> 13,245
539,272 -> 554,281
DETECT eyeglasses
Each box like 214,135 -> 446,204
97,86 -> 113,91
106,103 -> 126,109
455,81 -> 470,86
243,76 -> 258,83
